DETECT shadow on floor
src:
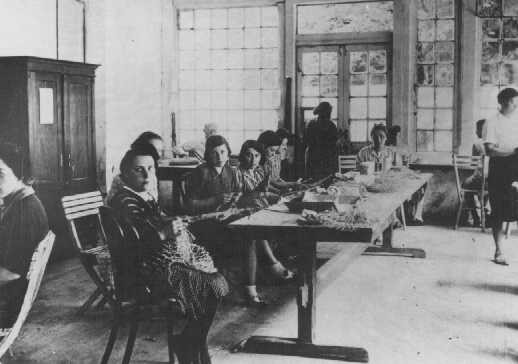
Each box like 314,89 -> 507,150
436,280 -> 518,296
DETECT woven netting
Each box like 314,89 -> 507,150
366,169 -> 422,193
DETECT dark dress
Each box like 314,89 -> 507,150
108,188 -> 228,320
488,155 -> 518,222
0,187 -> 49,328
305,117 -> 338,179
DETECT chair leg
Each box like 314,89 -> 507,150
95,296 -> 109,310
167,316 -> 176,364
76,287 -> 102,316
100,311 -> 121,364
455,195 -> 464,230
122,313 -> 139,364
400,203 -> 406,231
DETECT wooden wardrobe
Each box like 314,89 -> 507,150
0,57 -> 98,260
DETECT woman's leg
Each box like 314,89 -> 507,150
245,240 -> 257,286
492,218 -> 506,262
257,239 -> 279,265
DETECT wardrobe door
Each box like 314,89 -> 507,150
28,71 -> 64,189
63,75 -> 96,193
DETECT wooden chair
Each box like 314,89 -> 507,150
61,191 -> 116,315
0,231 -> 55,360
453,154 -> 488,231
337,155 -> 357,173
99,206 -> 184,364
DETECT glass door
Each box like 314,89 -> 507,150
297,43 -> 391,144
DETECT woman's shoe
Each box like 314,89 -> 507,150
245,294 -> 268,307
493,254 -> 509,266
269,262 -> 294,280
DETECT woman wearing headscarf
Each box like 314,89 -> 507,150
304,102 -> 338,180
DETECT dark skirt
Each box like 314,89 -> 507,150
488,155 -> 518,222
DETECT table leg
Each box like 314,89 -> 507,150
363,223 -> 426,258
234,239 -> 369,362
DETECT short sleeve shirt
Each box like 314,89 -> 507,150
484,112 -> 518,150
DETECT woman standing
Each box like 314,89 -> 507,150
304,102 -> 338,179
484,88 -> 518,265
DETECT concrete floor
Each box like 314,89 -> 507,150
4,225 -> 518,364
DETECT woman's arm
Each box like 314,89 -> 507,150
484,142 -> 517,157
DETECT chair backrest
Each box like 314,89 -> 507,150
338,155 -> 357,173
452,154 -> 486,199
0,231 -> 55,359
61,191 -> 106,252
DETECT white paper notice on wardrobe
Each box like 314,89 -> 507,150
39,88 -> 54,125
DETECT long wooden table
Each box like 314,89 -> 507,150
228,172 -> 432,362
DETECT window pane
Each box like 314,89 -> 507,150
503,0 -> 518,16
436,64 -> 454,86
261,70 -> 278,89
227,91 -> 244,109
228,29 -> 244,49
435,109 -> 453,129
179,70 -> 195,90
417,109 -> 434,129
477,0 -> 501,17
262,7 -> 278,27
180,91 -> 195,110
262,48 -> 279,69
211,9 -> 227,29
482,42 -> 500,63
195,9 -> 211,29
418,20 -> 435,41
369,74 -> 387,96
349,120 -> 368,142
436,42 -> 454,63
261,109 -> 279,129
196,50 -> 210,69
482,18 -> 501,40
502,41 -> 518,61
196,91 -> 211,107
211,70 -> 227,90
321,52 -> 338,74
302,75 -> 319,96
211,29 -> 227,49
180,51 -> 195,70
417,87 -> 435,107
243,70 -> 261,89
244,110 -> 261,128
228,8 -> 244,28
304,109 -> 314,123
417,42 -> 435,63
369,50 -> 387,73
350,74 -> 367,96
368,97 -> 386,118
417,0 -> 434,19
245,8 -> 261,28
210,50 -> 227,69
321,98 -> 338,119
320,75 -> 338,97
244,49 -> 261,69
244,90 -> 261,109
179,30 -> 194,50
479,85 -> 499,108
350,52 -> 368,73
436,20 -> 454,41
350,98 -> 368,118
261,28 -> 278,48
302,97 -> 319,108
302,52 -> 319,74
179,10 -> 194,29
212,112 -> 227,132
211,91 -> 227,109
228,110 -> 244,128
500,63 -> 518,84
297,2 -> 393,34
434,131 -> 452,151
227,49 -> 244,69
503,18 -> 518,39
480,63 -> 499,85
436,87 -> 454,107
244,28 -> 261,48
417,130 -> 434,151
262,90 -> 280,109
195,29 -> 210,50
437,0 -> 454,18
417,65 -> 435,85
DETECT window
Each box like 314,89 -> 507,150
177,7 -> 281,152
477,0 -> 518,118
415,0 -> 456,152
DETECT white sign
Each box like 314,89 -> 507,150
39,88 -> 54,125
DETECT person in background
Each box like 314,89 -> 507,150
0,147 -> 49,328
276,128 -> 295,181
108,145 -> 228,360
236,140 -> 293,305
357,124 -> 425,224
386,125 -> 401,147
106,131 -> 163,203
461,119 -> 489,227
181,122 -> 219,160
258,131 -> 302,194
336,128 -> 353,156
483,88 -> 518,265
304,102 -> 338,180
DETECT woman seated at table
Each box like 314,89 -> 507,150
237,140 -> 294,304
106,131 -> 163,203
357,124 -> 425,224
0,148 -> 49,328
257,130 -> 303,194
108,145 -> 228,354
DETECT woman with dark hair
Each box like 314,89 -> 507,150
258,130 -> 301,193
484,88 -> 518,265
108,145 -> 228,360
106,131 -> 164,203
304,101 -> 338,179
237,140 -> 293,304
0,150 -> 49,328
185,135 -> 241,215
